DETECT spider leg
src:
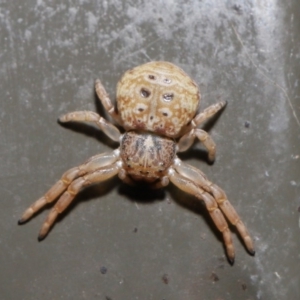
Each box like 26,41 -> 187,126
95,79 -> 122,124
173,160 -> 255,257
208,184 -> 255,255
118,168 -> 136,185
177,101 -> 226,161
59,111 -> 121,142
18,150 -> 120,224
38,161 -> 122,240
168,167 -> 235,263
177,128 -> 216,161
192,101 -> 227,127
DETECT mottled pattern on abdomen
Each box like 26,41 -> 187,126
116,61 -> 199,138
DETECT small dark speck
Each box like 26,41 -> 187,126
100,266 -> 107,274
232,4 -> 243,14
244,121 -> 251,128
241,282 -> 247,290
162,274 -> 169,284
158,17 -> 163,22
298,206 -> 300,212
105,297 -> 112,300
133,227 -> 138,233
210,272 -> 219,282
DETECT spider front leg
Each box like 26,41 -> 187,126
59,111 -> 121,142
95,79 -> 122,125
177,100 -> 227,161
18,150 -> 120,225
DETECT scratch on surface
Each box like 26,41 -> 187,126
135,202 -> 140,210
114,37 -> 162,65
232,25 -> 300,128
274,272 -> 281,280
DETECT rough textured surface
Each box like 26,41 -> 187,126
1,1 -> 300,299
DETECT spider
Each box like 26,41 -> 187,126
19,61 -> 254,263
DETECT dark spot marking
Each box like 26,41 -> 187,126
148,75 -> 156,80
163,93 -> 174,102
232,4 -> 243,14
140,170 -> 149,175
162,112 -> 168,117
141,88 -> 151,98
241,282 -> 247,290
162,274 -> 169,284
100,266 -> 107,274
150,116 -> 154,120
244,121 -> 251,128
138,108 -> 144,112
210,272 -> 219,282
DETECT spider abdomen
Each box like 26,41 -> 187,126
120,131 -> 176,182
116,61 -> 200,138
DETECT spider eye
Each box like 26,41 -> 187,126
163,93 -> 174,102
141,88 -> 151,98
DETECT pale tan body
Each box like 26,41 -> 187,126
19,62 -> 254,263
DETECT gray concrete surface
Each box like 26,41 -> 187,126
1,1 -> 300,299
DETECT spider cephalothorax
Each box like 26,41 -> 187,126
19,61 -> 254,263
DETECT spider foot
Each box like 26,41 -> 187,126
18,208 -> 35,224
